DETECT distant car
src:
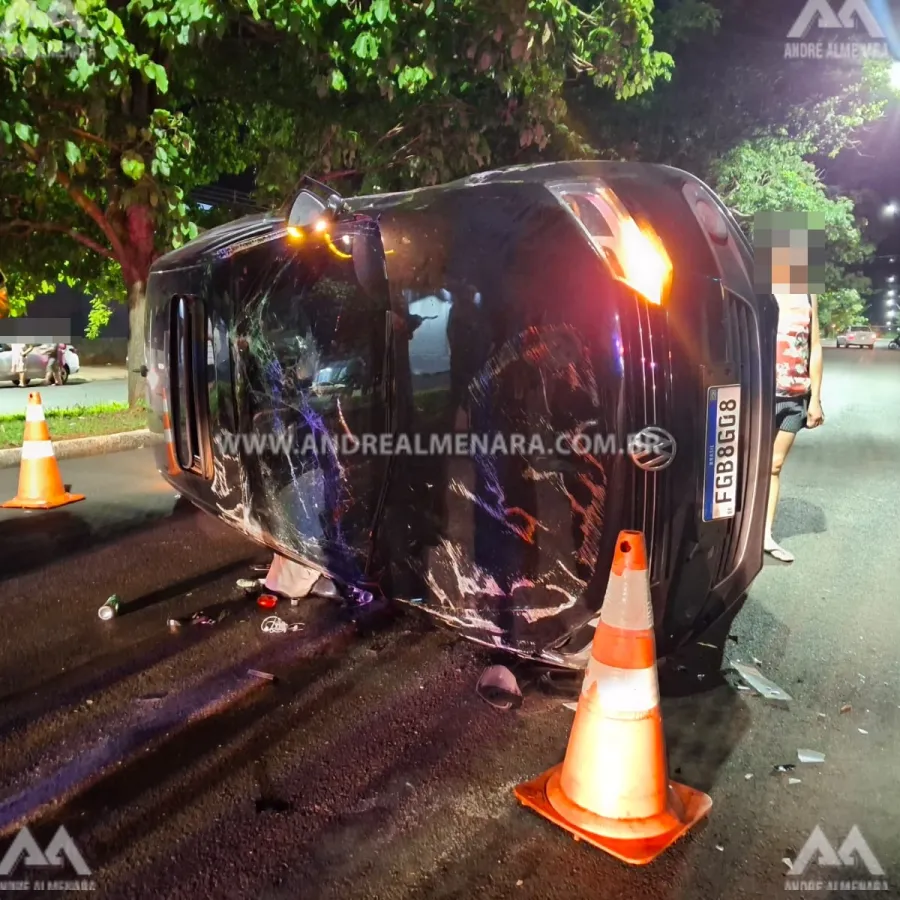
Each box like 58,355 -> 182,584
0,343 -> 80,385
836,326 -> 877,349
0,343 -> 51,386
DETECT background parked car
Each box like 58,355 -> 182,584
0,343 -> 80,385
0,343 -> 51,385
836,326 -> 877,349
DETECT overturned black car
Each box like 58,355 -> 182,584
144,161 -> 777,668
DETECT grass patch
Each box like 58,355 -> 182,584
0,401 -> 148,450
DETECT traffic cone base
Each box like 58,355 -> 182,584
2,492 -> 85,510
515,766 -> 712,866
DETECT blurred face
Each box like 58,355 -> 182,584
753,211 -> 826,295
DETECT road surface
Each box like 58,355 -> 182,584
0,372 -> 127,415
0,347 -> 897,900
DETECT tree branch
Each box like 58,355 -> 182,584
20,142 -> 131,273
0,219 -> 115,259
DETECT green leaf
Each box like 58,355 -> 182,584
121,152 -> 146,182
351,32 -> 379,60
331,68 -> 347,91
14,122 -> 33,143
372,0 -> 390,23
64,141 -> 81,165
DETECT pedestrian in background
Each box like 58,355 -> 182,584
755,212 -> 826,563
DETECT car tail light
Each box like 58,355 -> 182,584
549,182 -> 673,306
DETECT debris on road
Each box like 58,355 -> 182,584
771,764 -> 796,775
716,844 -> 724,852
562,701 -> 578,712
730,662 -> 792,702
137,692 -> 169,701
840,703 -> 852,714
257,593 -> 279,609
745,773 -> 754,780
797,749 -> 825,764
248,669 -> 276,682
817,712 -> 827,719
476,665 -> 523,710
98,595 -> 121,620
788,777 -> 802,785
190,611 -> 217,626
260,615 -> 303,634
237,578 -> 261,590
858,728 -> 869,735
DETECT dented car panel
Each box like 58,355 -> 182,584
145,161 -> 777,666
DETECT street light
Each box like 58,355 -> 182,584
892,60 -> 900,91
886,203 -> 899,217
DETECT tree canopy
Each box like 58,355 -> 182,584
0,0 -> 677,401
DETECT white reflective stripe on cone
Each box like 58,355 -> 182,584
598,569 -> 654,631
164,429 -> 174,442
582,657 -> 659,715
25,405 -> 46,423
20,440 -> 54,460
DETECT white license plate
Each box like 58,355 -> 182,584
703,384 -> 741,521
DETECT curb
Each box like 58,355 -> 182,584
0,429 -> 164,470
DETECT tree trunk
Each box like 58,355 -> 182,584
127,280 -> 147,407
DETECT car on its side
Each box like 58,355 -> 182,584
144,161 -> 777,670
836,326 -> 877,349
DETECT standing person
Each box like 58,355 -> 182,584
764,240 -> 825,563
10,342 -> 26,386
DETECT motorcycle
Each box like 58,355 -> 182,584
890,336 -> 900,350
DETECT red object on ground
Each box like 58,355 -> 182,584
257,593 -> 278,609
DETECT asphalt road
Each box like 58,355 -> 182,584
0,346 -> 898,900
0,377 -> 127,415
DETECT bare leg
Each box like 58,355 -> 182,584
765,429 -> 797,561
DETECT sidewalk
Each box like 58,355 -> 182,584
78,365 -> 127,382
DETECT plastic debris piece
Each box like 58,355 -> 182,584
745,773 -> 754,780
190,612 -> 216,626
782,858 -> 793,870
248,669 -> 276,681
237,578 -> 259,589
752,657 -> 763,666
260,615 -> 303,634
697,642 -> 717,649
737,685 -> 752,693
840,704 -> 852,714
771,764 -> 795,775
257,593 -> 279,609
788,778 -> 802,785
817,713 -> 827,719
716,844 -> 724,851
516,880 -> 524,887
797,749 -> 825,764
858,728 -> 868,735
562,701 -> 578,712
731,662 -> 792,702
476,665 -> 523,710
138,692 -> 168,701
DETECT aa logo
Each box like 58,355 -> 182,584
0,825 -> 92,877
787,0 -> 900,58
789,825 -> 885,877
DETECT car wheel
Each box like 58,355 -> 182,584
62,365 -> 69,384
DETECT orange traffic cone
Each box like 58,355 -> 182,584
514,530 -> 712,865
2,392 -> 85,510
160,389 -> 180,476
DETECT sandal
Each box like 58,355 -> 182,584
764,540 -> 794,563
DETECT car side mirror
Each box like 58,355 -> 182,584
287,190 -> 328,228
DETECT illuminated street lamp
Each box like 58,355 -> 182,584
892,60 -> 900,91
886,203 -> 899,217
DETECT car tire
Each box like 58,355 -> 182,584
62,364 -> 70,384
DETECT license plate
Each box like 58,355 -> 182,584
703,384 -> 741,521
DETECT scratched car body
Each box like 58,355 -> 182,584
144,162 -> 777,667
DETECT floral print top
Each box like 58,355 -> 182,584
774,293 -> 812,398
